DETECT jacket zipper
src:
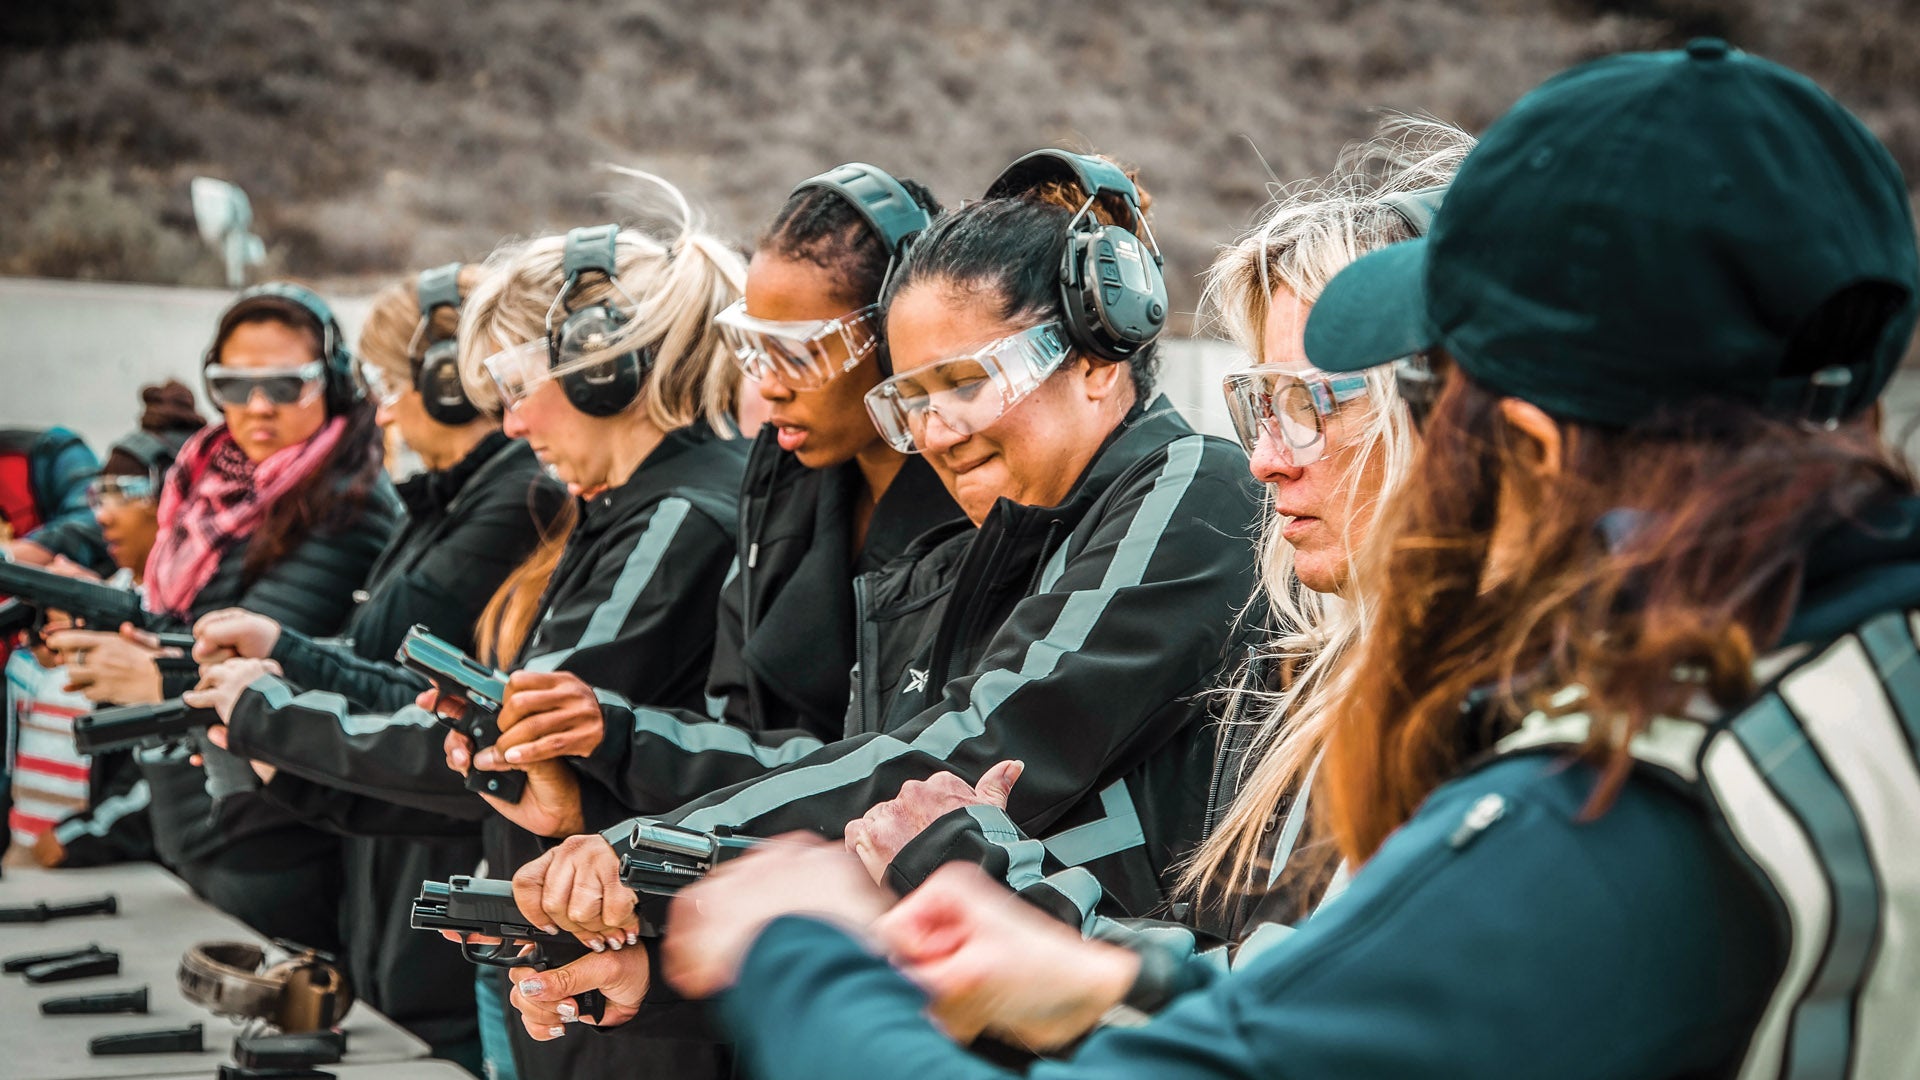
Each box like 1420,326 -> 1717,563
849,573 -> 882,738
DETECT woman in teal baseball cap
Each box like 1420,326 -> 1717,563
650,41 -> 1920,1080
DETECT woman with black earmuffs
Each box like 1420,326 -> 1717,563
185,266 -> 568,1070
191,174 -> 752,1080
50,282 -> 403,956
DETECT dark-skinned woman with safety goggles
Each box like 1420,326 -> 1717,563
47,282 -> 403,958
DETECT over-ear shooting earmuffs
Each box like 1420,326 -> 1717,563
548,224 -> 648,418
984,150 -> 1169,365
1378,184 -> 1449,239
206,281 -> 362,416
790,162 -> 933,377
412,262 -> 481,425
108,431 -> 179,486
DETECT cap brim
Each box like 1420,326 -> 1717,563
1302,237 -> 1435,372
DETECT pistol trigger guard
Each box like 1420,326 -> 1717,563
459,941 -> 522,969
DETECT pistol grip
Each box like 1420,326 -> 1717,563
577,988 -> 607,1022
465,767 -> 527,803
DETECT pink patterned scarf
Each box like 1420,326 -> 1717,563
144,419 -> 346,619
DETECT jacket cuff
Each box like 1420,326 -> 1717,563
1118,937 -> 1213,1015
885,805 -> 1013,895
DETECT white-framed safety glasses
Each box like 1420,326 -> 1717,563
863,322 -> 1074,454
203,361 -> 326,410
715,298 -> 882,391
1221,366 -> 1371,465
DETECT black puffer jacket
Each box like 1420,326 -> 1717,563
603,399 -> 1264,922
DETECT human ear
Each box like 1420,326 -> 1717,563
1497,397 -> 1563,477
1079,356 -> 1130,403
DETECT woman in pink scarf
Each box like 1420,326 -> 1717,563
48,282 -> 401,957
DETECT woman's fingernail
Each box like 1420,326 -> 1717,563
542,924 -> 560,935
519,979 -> 544,997
588,938 -> 606,953
607,937 -> 622,951
625,930 -> 638,946
505,747 -> 524,763
557,1002 -> 577,1020
547,1025 -> 566,1039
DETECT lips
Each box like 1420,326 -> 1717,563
773,424 -> 808,453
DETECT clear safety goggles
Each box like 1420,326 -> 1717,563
715,299 -> 881,391
863,322 -> 1074,454
480,339 -> 559,412
203,361 -> 325,409
1221,366 -> 1371,465
359,361 -> 406,409
86,473 -> 160,510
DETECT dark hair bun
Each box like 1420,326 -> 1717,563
140,380 -> 206,435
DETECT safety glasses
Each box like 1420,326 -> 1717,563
481,339 -> 557,412
359,362 -> 406,409
86,473 -> 159,510
203,361 -> 326,409
863,322 -> 1074,454
715,299 -> 881,391
1220,366 -> 1371,465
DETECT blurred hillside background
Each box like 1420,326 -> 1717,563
5,0 -> 1919,335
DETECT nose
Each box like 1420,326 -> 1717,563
1247,429 -> 1305,486
756,368 -> 796,403
244,387 -> 278,415
917,407 -> 968,456
501,407 -> 528,439
374,397 -> 396,428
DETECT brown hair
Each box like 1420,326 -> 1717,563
1321,360 -> 1910,863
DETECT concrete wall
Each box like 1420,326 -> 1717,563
6,275 -> 1916,467
0,276 -> 1244,454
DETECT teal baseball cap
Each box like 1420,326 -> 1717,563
1303,39 -> 1919,427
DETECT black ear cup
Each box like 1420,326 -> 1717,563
1060,221 -> 1168,364
984,150 -> 1170,366
416,338 -> 480,424
550,225 -> 648,418
412,262 -> 480,425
